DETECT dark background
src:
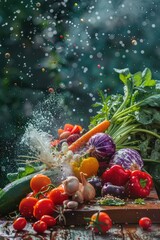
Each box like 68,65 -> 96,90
0,0 -> 160,187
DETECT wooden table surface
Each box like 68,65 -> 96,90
1,221 -> 160,240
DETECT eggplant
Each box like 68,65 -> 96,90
87,176 -> 103,197
101,182 -> 125,198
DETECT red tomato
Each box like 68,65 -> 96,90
90,212 -> 112,234
19,197 -> 38,218
13,217 -> 27,231
40,215 -> 56,228
48,187 -> 68,205
64,124 -> 74,132
30,174 -> 51,193
33,220 -> 47,233
33,198 -> 54,220
139,217 -> 152,230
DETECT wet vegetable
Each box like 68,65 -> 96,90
126,170 -> 153,198
68,120 -> 110,152
109,148 -> 144,170
87,176 -> 103,197
101,182 -> 125,198
87,133 -> 116,161
101,165 -> 131,186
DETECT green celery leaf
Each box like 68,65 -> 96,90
141,68 -> 156,87
114,68 -> 131,84
133,71 -> 142,87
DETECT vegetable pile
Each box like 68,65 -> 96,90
0,68 -> 160,235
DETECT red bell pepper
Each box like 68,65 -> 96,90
127,170 -> 153,198
101,165 -> 131,186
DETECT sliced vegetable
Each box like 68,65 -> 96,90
101,165 -> 131,186
68,120 -> 110,152
109,148 -> 143,170
87,133 -> 116,161
126,170 -> 153,198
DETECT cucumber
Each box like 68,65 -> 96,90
0,167 -> 62,216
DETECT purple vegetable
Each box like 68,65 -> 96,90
101,182 -> 125,198
87,176 -> 103,197
87,133 -> 116,161
109,148 -> 143,170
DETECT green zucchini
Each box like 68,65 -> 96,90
0,167 -> 62,217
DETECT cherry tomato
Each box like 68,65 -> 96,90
33,198 -> 54,220
48,187 -> 68,205
13,217 -> 27,231
33,220 -> 47,233
19,197 -> 38,218
30,174 -> 51,193
40,215 -> 56,228
64,124 -> 74,132
139,217 -> 152,230
90,212 -> 112,234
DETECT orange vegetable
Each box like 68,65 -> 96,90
68,120 -> 110,152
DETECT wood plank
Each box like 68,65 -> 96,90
123,224 -> 160,240
63,189 -> 160,225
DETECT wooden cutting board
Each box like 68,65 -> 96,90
63,188 -> 160,226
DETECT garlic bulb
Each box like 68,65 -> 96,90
80,172 -> 96,202
72,189 -> 84,203
62,176 -> 80,196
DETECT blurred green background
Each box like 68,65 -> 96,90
0,0 -> 160,187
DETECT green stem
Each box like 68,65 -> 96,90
132,129 -> 160,139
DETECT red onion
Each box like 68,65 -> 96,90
87,133 -> 116,161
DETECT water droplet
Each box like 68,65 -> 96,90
5,52 -> 11,58
131,39 -> 137,45
36,2 -> 41,7
48,88 -> 54,93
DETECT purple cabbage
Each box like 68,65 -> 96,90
87,133 -> 116,161
109,148 -> 144,170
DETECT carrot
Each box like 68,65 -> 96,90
68,120 -> 110,152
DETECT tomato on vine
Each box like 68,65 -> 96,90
88,211 -> 112,234
139,217 -> 152,230
30,174 -> 51,193
47,187 -> 68,205
13,217 -> 27,231
19,197 -> 38,218
33,198 -> 54,220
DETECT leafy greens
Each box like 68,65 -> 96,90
90,68 -> 160,164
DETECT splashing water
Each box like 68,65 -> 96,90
16,93 -> 74,179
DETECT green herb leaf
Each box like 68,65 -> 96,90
134,198 -> 145,205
